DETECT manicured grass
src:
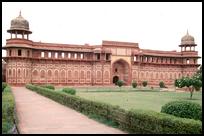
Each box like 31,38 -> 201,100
76,89 -> 202,112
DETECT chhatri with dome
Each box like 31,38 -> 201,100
2,12 -> 201,86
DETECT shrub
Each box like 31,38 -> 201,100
41,84 -> 55,90
26,84 -> 202,134
2,82 -> 7,92
62,88 -> 76,95
117,80 -> 124,88
161,101 -> 202,121
159,81 -> 165,88
142,81 -> 148,87
132,80 -> 137,88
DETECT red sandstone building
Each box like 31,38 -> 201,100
2,12 -> 201,87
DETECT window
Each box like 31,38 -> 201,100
106,54 -> 110,60
48,52 -> 51,58
18,50 -> 21,56
62,52 -> 65,58
133,56 -> 136,61
74,53 -> 77,59
194,59 -> 196,64
27,50 -> 30,57
96,54 -> 100,60
149,57 -> 152,62
41,52 -> 45,58
55,52 -> 58,58
68,53 -> 71,59
186,59 -> 190,64
80,53 -> 83,59
115,68 -> 118,72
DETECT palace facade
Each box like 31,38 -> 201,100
2,12 -> 201,87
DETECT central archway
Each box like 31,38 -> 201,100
112,59 -> 130,85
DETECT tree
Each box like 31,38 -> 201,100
117,80 -> 124,90
175,76 -> 202,99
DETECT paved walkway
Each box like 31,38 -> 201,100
11,87 -> 126,134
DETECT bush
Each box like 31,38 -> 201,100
41,84 -> 55,90
159,81 -> 165,88
2,82 -> 7,92
132,80 -> 137,88
142,81 -> 148,87
2,85 -> 15,134
117,80 -> 124,88
161,101 -> 202,121
62,88 -> 76,95
26,84 -> 202,134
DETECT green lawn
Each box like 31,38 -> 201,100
75,88 -> 202,112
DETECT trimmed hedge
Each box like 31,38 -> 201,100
41,84 -> 55,90
26,84 -> 202,134
2,82 -> 7,92
117,80 -> 124,87
132,81 -> 137,88
62,88 -> 76,95
142,81 -> 148,87
127,109 -> 202,134
161,101 -> 202,121
2,85 -> 15,134
159,81 -> 165,88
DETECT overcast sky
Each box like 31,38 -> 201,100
2,2 -> 202,64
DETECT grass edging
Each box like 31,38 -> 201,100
26,84 -> 202,134
2,85 -> 18,134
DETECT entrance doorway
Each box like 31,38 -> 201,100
113,76 -> 119,85
112,59 -> 130,85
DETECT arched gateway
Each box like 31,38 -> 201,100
112,59 -> 130,85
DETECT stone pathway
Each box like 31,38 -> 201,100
11,87 -> 126,134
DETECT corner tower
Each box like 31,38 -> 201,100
3,11 -> 33,85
